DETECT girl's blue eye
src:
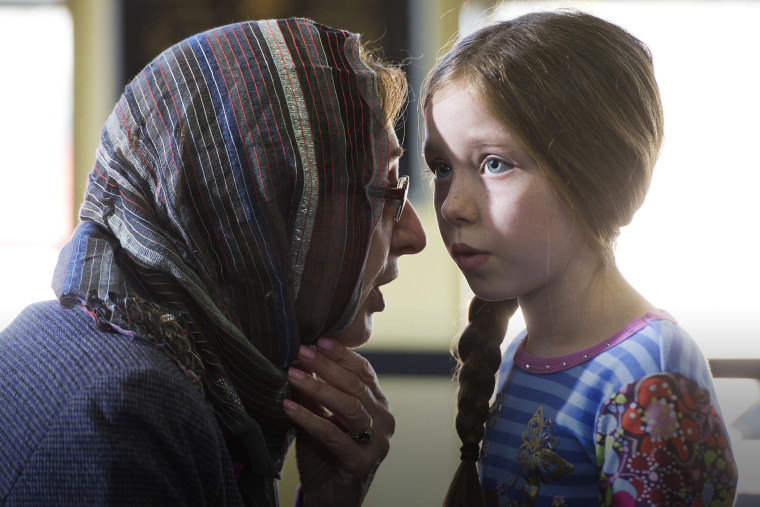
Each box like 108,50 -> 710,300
483,158 -> 513,175
430,162 -> 452,180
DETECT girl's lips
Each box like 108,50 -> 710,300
450,243 -> 489,271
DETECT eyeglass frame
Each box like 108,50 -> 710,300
381,175 -> 409,222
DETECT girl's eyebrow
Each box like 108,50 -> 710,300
390,145 -> 405,161
421,140 -> 437,157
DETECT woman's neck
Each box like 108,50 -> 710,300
519,263 -> 655,358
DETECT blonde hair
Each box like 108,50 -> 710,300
360,45 -> 409,128
422,10 -> 664,507
424,9 -> 663,264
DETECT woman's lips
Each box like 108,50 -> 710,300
450,243 -> 489,271
369,276 -> 396,313
369,286 -> 386,312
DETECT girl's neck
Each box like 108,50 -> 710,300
519,263 -> 655,358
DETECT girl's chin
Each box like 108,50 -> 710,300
466,283 -> 510,302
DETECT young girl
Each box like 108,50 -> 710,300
422,10 -> 738,507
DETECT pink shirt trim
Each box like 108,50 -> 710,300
513,311 -> 676,374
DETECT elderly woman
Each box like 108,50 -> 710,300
0,18 -> 425,506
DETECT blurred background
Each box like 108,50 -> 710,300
1,0 -> 758,504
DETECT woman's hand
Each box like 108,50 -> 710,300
283,337 -> 394,507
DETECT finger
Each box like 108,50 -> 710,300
290,387 -> 355,435
293,343 -> 394,441
291,386 -> 331,421
287,366 -> 373,434
311,339 -> 388,404
295,342 -> 394,440
283,398 -> 376,464
295,345 -> 376,405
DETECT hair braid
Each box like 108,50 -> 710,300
443,297 -> 519,507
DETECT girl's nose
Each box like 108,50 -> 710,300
439,175 -> 478,225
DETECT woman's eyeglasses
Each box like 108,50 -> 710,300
382,175 -> 409,221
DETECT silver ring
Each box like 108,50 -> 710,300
348,416 -> 373,443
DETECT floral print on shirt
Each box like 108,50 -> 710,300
596,372 -> 737,506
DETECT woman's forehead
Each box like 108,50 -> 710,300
387,130 -> 403,178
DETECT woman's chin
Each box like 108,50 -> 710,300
334,312 -> 373,349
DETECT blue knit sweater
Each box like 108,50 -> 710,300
0,301 -> 243,505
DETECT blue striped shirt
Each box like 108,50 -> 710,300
480,312 -> 736,506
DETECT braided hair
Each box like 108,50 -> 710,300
443,297 -> 518,507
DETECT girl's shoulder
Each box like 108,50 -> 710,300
612,311 -> 710,379
580,311 -> 717,402
497,311 -> 712,390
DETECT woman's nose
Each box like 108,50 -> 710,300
392,201 -> 427,255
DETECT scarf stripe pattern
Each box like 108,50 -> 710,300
52,18 -> 392,502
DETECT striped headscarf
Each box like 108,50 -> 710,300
53,18 -> 397,501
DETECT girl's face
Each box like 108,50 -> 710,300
423,84 -> 590,302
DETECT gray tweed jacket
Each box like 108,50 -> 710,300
0,301 -> 244,505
